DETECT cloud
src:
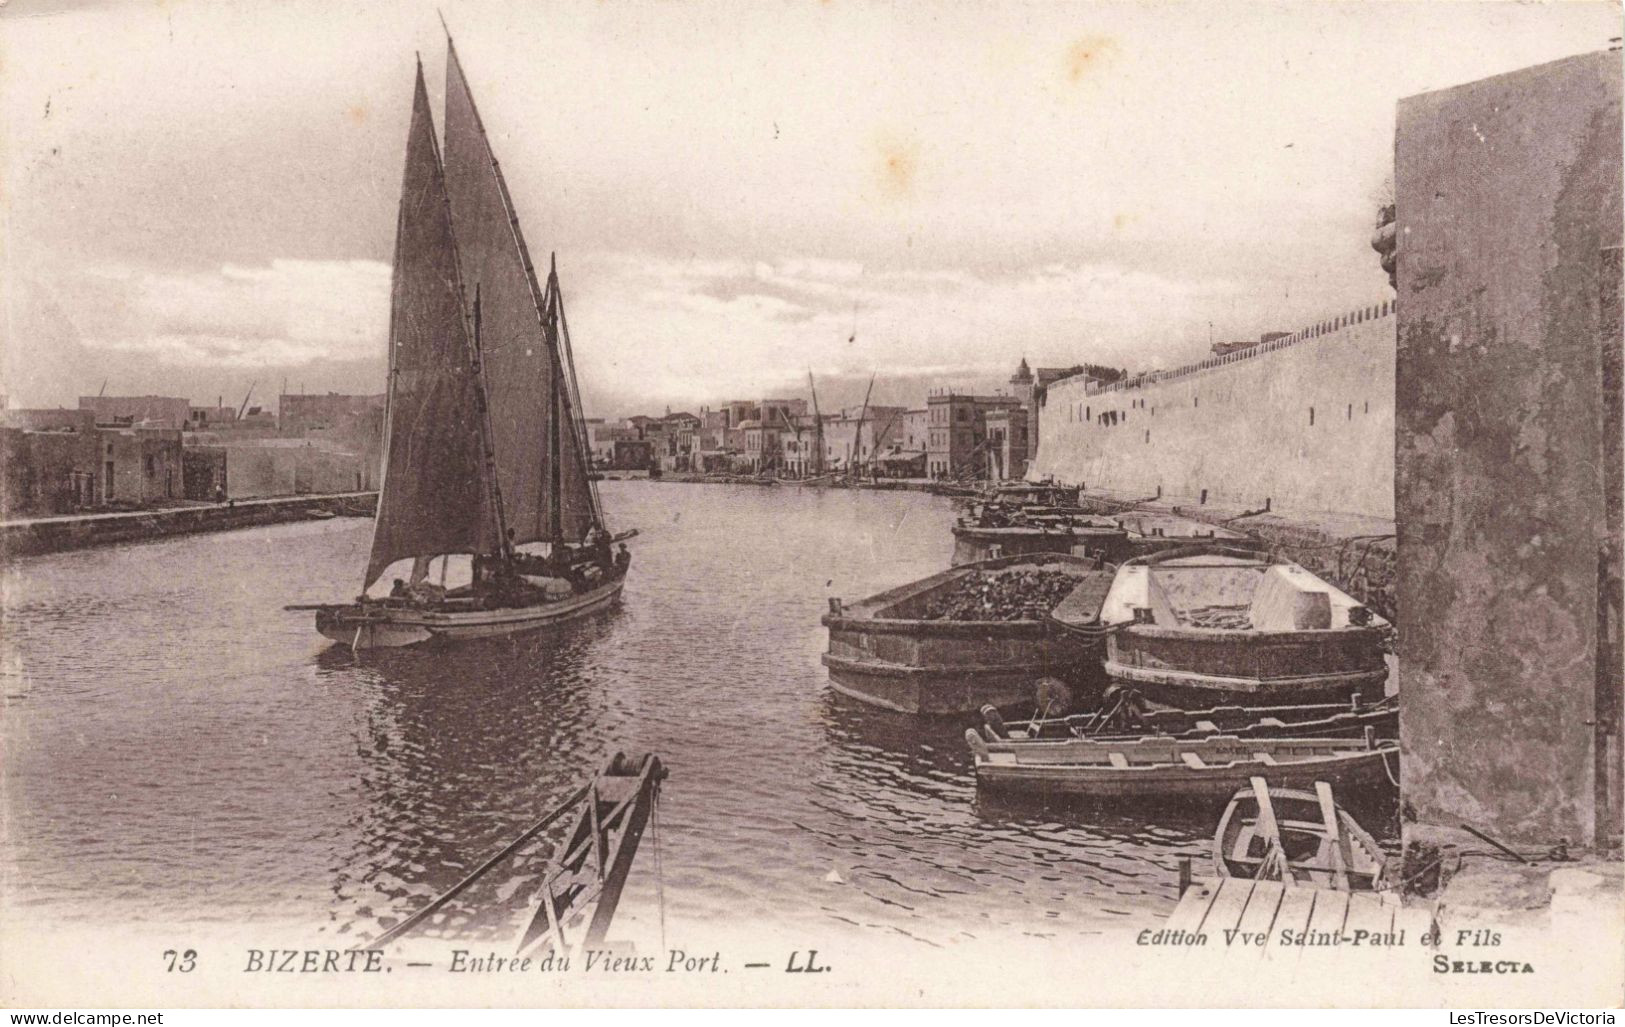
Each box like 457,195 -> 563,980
557,250 -> 1295,416
75,259 -> 390,369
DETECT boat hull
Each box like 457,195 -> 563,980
950,525 -> 1129,566
823,553 -> 1114,716
972,745 -> 1396,799
823,643 -> 1102,716
1106,627 -> 1389,705
316,577 -> 624,649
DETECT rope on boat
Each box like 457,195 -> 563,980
1047,615 -> 1132,641
358,782 -> 592,951
1381,748 -> 1401,788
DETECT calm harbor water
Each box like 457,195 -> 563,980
1,482 -> 1215,949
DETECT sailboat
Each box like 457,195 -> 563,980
293,37 -> 633,649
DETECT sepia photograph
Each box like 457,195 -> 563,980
0,0 -> 1621,1010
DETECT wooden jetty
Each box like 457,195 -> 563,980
362,753 -> 666,955
1164,876 -> 1432,955
1161,777 -> 1426,955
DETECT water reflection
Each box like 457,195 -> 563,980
5,482 -> 1229,948
324,618 -> 626,941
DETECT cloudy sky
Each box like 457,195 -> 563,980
2,0 -> 1616,417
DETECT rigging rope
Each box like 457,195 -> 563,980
1381,749 -> 1401,788
652,783 -> 668,954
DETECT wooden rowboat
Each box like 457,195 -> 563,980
964,730 -> 1399,800
981,689 -> 1397,743
1090,545 -> 1391,705
1213,778 -> 1388,890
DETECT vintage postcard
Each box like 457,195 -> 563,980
1,0 -> 1621,1010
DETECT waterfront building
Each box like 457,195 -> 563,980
610,437 -> 654,470
821,405 -> 904,473
758,398 -> 807,433
776,413 -> 823,477
900,408 -> 929,453
738,418 -> 780,474
78,394 -> 190,429
1,409 -> 187,514
984,406 -> 1029,481
721,400 -> 759,429
277,392 -> 384,438
659,411 -> 702,471
586,420 -> 642,466
187,403 -> 238,428
180,435 -> 376,499
100,426 -> 184,505
0,409 -> 101,516
624,414 -> 663,439
925,391 -> 1024,480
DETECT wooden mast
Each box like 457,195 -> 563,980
545,259 -> 564,546
850,373 -> 875,479
808,370 -> 824,477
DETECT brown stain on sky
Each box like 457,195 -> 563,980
1064,35 -> 1119,84
346,104 -> 369,125
874,136 -> 920,201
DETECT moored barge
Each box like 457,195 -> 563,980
821,553 -> 1115,715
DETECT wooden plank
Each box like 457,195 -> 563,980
1163,878 -> 1220,934
1194,720 -> 1219,734
1395,904 -> 1436,946
1108,752 -> 1130,769
1181,752 -> 1207,769
1233,880 -> 1286,953
1200,877 -> 1256,935
1271,885 -> 1318,949
1342,892 -> 1396,943
1315,782 -> 1353,891
1301,887 -> 1351,943
1252,752 -> 1279,766
1250,777 -> 1295,886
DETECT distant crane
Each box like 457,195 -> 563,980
237,380 -> 257,421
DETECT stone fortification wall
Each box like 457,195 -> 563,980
1032,301 -> 1396,521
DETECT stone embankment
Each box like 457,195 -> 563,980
0,492 -> 378,559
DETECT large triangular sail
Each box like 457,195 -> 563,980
364,62 -> 499,588
441,39 -> 602,545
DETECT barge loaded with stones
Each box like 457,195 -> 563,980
821,553 -> 1115,715
951,501 -> 1262,567
1081,546 -> 1391,706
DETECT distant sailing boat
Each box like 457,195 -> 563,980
295,37 -> 633,649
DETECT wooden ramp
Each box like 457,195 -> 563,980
1165,877 -> 1434,955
